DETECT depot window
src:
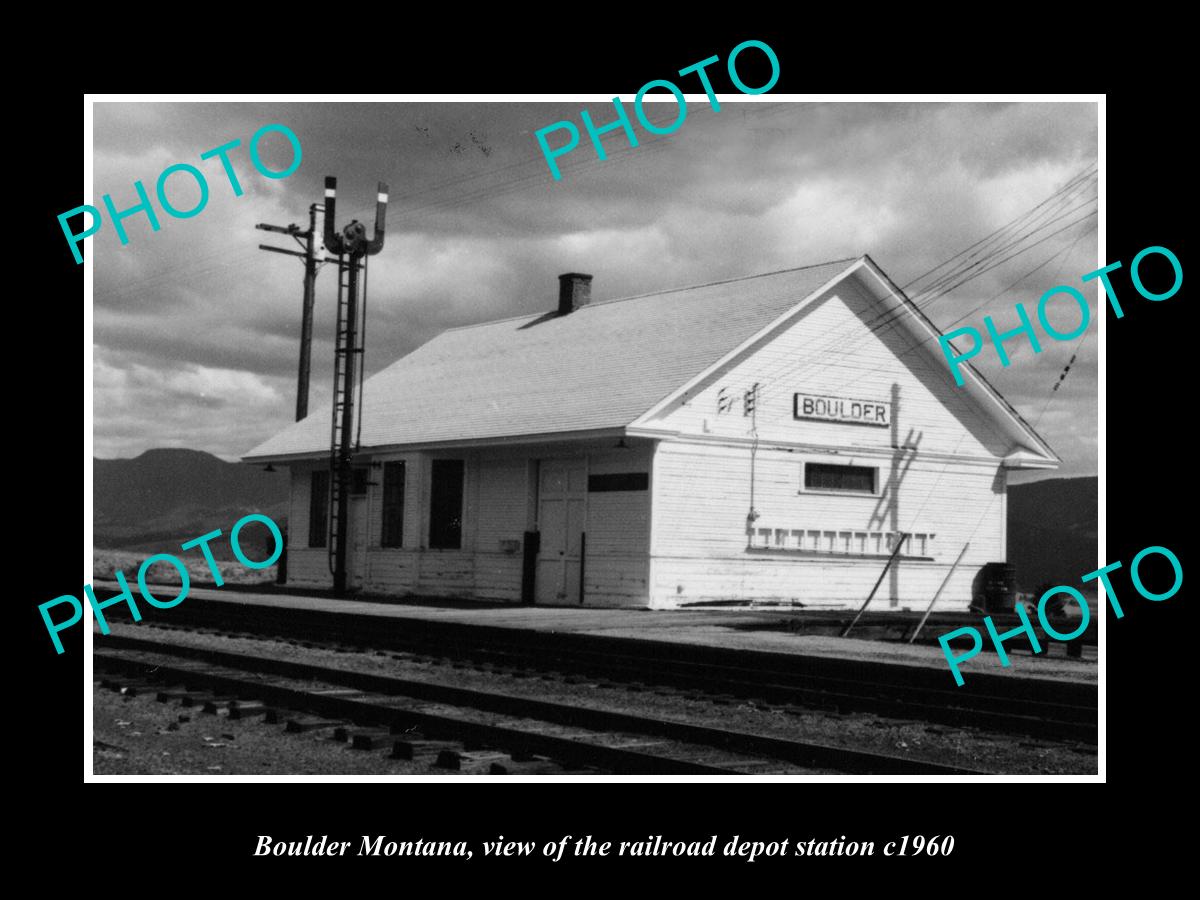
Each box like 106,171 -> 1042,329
309,469 -> 329,547
803,462 -> 877,495
381,461 -> 405,548
429,459 -> 465,549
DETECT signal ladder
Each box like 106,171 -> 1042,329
327,256 -> 362,574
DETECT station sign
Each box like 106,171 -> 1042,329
793,393 -> 890,427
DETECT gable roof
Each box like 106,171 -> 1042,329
243,255 -> 1058,465
853,255 -> 1058,464
244,258 -> 858,460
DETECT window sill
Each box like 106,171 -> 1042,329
798,489 -> 880,498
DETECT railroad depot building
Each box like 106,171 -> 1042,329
244,256 -> 1058,610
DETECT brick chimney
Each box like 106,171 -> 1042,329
558,273 -> 593,315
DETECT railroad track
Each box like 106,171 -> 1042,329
101,595 -> 1098,744
94,635 -> 984,775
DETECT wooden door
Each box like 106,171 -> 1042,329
535,460 -> 586,604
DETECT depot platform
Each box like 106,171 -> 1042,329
91,580 -> 1099,684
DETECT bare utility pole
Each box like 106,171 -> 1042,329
257,203 -> 330,421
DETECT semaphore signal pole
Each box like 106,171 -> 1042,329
323,176 -> 389,595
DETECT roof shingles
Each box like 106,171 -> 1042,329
244,258 -> 857,459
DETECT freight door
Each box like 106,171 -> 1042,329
535,460 -> 586,604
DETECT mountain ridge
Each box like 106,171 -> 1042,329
94,448 -> 288,557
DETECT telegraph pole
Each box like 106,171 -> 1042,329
296,205 -> 317,421
257,203 -> 329,421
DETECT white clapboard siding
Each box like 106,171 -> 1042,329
414,550 -> 475,595
583,492 -> 650,605
584,555 -> 650,607
649,441 -> 1002,610
468,457 -> 529,600
287,549 -> 333,587
288,465 -> 311,550
650,555 -> 980,610
587,495 -> 650,554
282,465 -> 333,587
648,277 -> 1016,460
475,458 -> 530,552
472,554 -> 524,601
365,549 -> 418,592
357,453 -> 527,601
363,549 -> 524,601
586,447 -> 652,556
582,447 -> 651,605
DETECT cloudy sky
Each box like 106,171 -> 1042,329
91,100 -> 1098,482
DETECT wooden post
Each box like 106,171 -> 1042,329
578,532 -> 587,604
840,533 -> 909,638
908,542 -> 970,644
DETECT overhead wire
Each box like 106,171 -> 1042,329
917,205 -> 1097,307
780,169 -> 1100,376
907,167 -> 1097,301
902,164 -> 1096,295
745,201 -> 1098,408
1029,225 -> 1093,429
747,219 -> 1095,465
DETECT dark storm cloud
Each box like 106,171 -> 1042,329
92,100 -> 1098,472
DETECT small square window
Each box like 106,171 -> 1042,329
805,462 -> 877,494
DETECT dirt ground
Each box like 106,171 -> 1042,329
92,680 -> 446,776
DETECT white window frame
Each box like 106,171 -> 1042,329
798,459 -> 882,497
